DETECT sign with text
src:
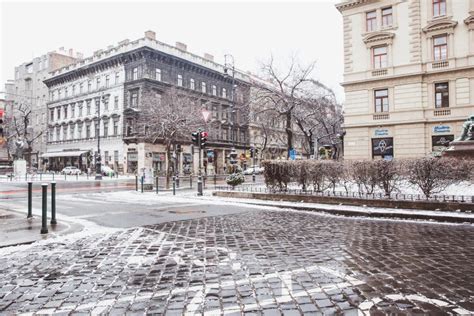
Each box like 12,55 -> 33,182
372,138 -> 394,157
433,125 -> 451,134
374,129 -> 389,137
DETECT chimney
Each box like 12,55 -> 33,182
118,39 -> 130,45
204,53 -> 214,62
144,30 -> 156,40
175,42 -> 187,51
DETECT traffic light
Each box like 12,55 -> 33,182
200,131 -> 208,149
250,147 -> 255,158
191,131 -> 199,145
0,109 -> 4,138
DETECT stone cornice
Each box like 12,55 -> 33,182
464,14 -> 474,29
335,0 -> 378,13
363,31 -> 395,44
422,19 -> 458,34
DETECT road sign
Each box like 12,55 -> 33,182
289,149 -> 296,160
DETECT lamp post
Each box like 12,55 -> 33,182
94,95 -> 105,180
224,54 -> 237,165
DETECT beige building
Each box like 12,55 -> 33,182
337,0 -> 474,159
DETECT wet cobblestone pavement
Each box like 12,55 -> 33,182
1,210 -> 473,315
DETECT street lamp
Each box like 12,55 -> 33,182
223,54 -> 239,166
94,94 -> 107,180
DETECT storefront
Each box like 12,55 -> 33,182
431,125 -> 454,155
152,152 -> 166,175
42,150 -> 91,172
371,137 -> 394,160
127,151 -> 138,174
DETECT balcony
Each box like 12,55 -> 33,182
433,108 -> 451,116
431,60 -> 449,69
371,69 -> 388,77
373,113 -> 390,120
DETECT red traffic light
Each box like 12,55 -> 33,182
201,131 -> 208,137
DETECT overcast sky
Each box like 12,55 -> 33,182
0,0 -> 344,101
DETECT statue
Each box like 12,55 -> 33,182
455,115 -> 474,141
13,138 -> 25,160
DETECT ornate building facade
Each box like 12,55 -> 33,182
337,0 -> 474,159
43,31 -> 252,174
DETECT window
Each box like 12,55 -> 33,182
42,113 -> 46,123
65,87 -> 68,97
57,107 -> 61,120
104,151 -> 109,163
78,102 -> 83,117
433,0 -> 446,17
86,123 -> 91,138
69,124 -> 74,139
104,99 -> 109,112
72,85 -> 76,96
212,104 -> 218,119
114,151 -> 119,162
155,68 -> 161,81
71,104 -> 75,118
201,82 -> 207,93
126,118 -> 134,136
63,125 -> 68,140
78,123 -> 83,138
25,79 -> 32,91
96,77 -> 101,89
87,101 -> 91,115
212,85 -> 217,96
56,128 -> 60,141
58,89 -> 62,100
374,89 -> 389,112
113,119 -> 119,135
435,82 -> 449,108
222,88 -> 227,98
64,105 -> 68,119
88,81 -> 92,92
366,11 -> 377,32
114,96 -> 119,109
79,83 -> 83,94
382,7 -> 393,27
103,120 -> 109,137
433,35 -> 447,61
373,46 -> 388,69
50,109 -> 54,122
190,78 -> 195,90
105,75 -> 110,88
130,91 -> 138,107
132,67 -> 138,80
372,138 -> 394,159
177,74 -> 183,87
115,72 -> 120,84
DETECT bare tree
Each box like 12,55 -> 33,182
136,87 -> 206,188
4,102 -> 43,166
250,55 -> 316,158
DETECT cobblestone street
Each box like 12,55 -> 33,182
1,210 -> 473,315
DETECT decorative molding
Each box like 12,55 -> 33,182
363,31 -> 395,46
409,0 -> 422,63
464,14 -> 474,30
422,19 -> 458,34
335,0 -> 378,12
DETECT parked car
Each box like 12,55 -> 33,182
243,166 -> 264,175
101,165 -> 115,176
61,166 -> 82,175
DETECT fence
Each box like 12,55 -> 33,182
214,185 -> 474,204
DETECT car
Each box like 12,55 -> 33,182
61,166 -> 82,175
243,166 -> 264,175
101,165 -> 116,176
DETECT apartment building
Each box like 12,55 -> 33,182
336,0 -> 474,159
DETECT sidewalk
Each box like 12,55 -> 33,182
0,208 -> 81,248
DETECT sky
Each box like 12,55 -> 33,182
0,0 -> 344,101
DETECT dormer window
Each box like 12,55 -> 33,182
366,11 -> 377,32
433,0 -> 446,18
177,74 -> 183,87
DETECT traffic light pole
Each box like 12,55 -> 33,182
252,147 -> 256,183
197,128 -> 203,196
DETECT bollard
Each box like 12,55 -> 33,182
135,175 -> 138,191
27,181 -> 33,219
214,174 -> 217,187
176,176 -> 180,189
87,173 -> 89,180
141,176 -> 144,193
155,176 -> 159,194
190,175 -> 192,188
197,175 -> 203,196
64,173 -> 67,181
52,173 -> 55,181
25,173 -> 28,181
76,173 -> 78,181
51,182 -> 57,225
252,173 -> 256,183
172,176 -> 176,195
41,183 -> 48,234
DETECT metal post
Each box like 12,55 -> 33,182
51,181 -> 57,225
197,128 -> 203,196
27,181 -> 33,219
41,183 -> 48,234
214,174 -> 217,188
141,176 -> 144,193
252,148 -> 256,183
52,173 -> 55,181
176,175 -> 180,188
173,176 -> 176,195
76,173 -> 78,181
135,175 -> 138,191
64,173 -> 66,181
197,175 -> 203,196
190,175 -> 192,188
155,176 -> 159,194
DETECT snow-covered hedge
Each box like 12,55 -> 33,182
262,158 -> 473,197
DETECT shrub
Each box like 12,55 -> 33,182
373,159 -> 402,197
308,161 -> 328,192
262,160 -> 291,191
351,160 -> 378,194
226,172 -> 245,188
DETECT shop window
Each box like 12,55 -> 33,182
432,135 -> 453,152
372,137 -> 394,160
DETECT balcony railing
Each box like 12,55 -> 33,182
434,108 -> 451,116
432,60 -> 449,69
373,113 -> 390,120
371,69 -> 388,77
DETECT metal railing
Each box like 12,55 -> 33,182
213,185 -> 474,204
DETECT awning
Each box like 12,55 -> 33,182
41,150 -> 89,158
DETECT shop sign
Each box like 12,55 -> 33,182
374,129 -> 389,137
433,125 -> 451,134
372,138 -> 394,156
432,135 -> 454,152
127,152 -> 138,162
152,152 -> 166,162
